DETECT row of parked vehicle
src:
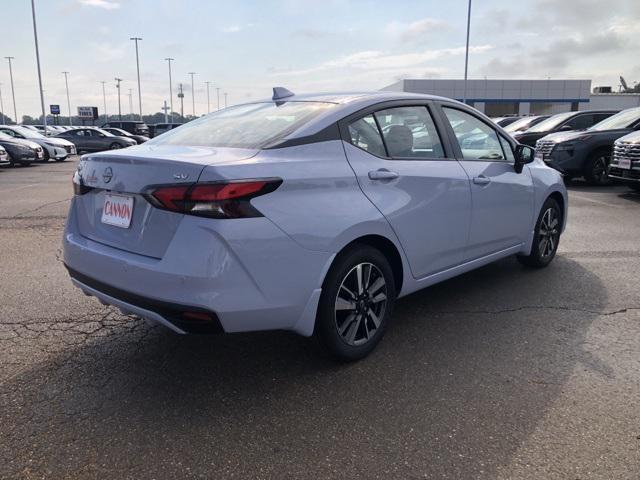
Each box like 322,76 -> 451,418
492,107 -> 640,188
0,120 -> 184,167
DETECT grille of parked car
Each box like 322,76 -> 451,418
609,140 -> 640,181
535,139 -> 555,158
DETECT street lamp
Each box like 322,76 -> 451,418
115,77 -> 123,120
205,81 -> 211,114
224,92 -> 228,108
128,88 -> 133,117
216,87 -> 220,111
100,81 -> 107,123
0,83 -> 5,124
62,71 -> 71,125
463,0 -> 472,104
165,57 -> 174,123
30,0 -> 47,133
4,57 -> 17,124
188,72 -> 196,117
130,37 -> 143,120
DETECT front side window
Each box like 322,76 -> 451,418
443,107 -> 505,161
499,136 -> 515,162
149,101 -> 336,149
565,114 -> 593,130
348,115 -> 385,156
374,106 -> 444,159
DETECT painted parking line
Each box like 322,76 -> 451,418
569,194 -> 625,209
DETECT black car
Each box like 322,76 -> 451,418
101,127 -> 149,144
0,132 -> 41,166
503,115 -> 550,134
534,107 -> 640,184
151,122 -> 183,138
491,116 -> 521,127
101,121 -> 150,137
514,110 -> 618,147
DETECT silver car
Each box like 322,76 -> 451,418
0,125 -> 76,161
63,90 -> 567,360
55,127 -> 137,153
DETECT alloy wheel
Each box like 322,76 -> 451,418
334,262 -> 387,346
538,207 -> 560,258
591,155 -> 610,184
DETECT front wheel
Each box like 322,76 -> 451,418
518,198 -> 562,268
584,150 -> 611,185
314,245 -> 396,361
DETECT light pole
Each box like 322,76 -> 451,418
224,92 -> 228,108
0,83 -> 5,124
115,77 -> 123,120
216,87 -> 220,111
62,71 -> 71,125
100,81 -> 107,122
130,37 -> 143,120
128,88 -> 133,117
5,57 -> 18,124
178,83 -> 184,119
463,0 -> 472,104
188,72 -> 196,117
30,0 -> 47,133
165,57 -> 174,123
205,81 -> 211,114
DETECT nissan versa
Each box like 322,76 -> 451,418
63,90 -> 568,360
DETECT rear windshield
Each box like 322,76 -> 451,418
148,101 -> 336,148
589,108 -> 640,131
525,112 -> 575,133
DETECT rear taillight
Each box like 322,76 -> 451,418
72,170 -> 93,195
145,179 -> 282,219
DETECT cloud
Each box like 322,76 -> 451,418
78,0 -> 120,9
385,18 -> 451,41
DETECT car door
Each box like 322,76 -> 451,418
438,105 -> 535,261
73,129 -> 94,150
340,102 -> 472,279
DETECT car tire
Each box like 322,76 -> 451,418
314,244 -> 396,361
518,197 -> 562,268
42,150 -> 50,162
19,161 -> 32,167
109,142 -> 121,150
583,150 -> 611,185
54,157 -> 66,162
629,184 -> 640,192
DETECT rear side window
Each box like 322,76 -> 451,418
348,115 -> 386,156
565,114 -> 593,130
443,107 -> 505,161
374,106 -> 445,158
149,101 -> 336,149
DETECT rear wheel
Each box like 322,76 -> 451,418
518,198 -> 562,268
109,142 -> 121,150
583,150 -> 611,185
314,245 -> 396,361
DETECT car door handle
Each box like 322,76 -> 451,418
473,175 -> 491,185
368,169 -> 399,180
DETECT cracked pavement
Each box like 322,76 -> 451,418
1,159 -> 639,479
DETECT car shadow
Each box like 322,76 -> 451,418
1,256 -> 606,479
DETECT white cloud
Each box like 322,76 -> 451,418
385,18 -> 451,41
78,0 -> 120,10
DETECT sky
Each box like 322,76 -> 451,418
1,0 -> 639,119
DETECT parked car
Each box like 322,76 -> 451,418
0,145 -> 8,165
63,90 -> 568,360
514,110 -> 618,147
491,116 -> 521,127
151,122 -> 183,138
101,127 -> 149,144
101,120 -> 150,137
0,125 -> 76,161
607,130 -> 640,191
55,127 -> 137,153
503,115 -> 550,134
0,132 -> 43,166
535,107 -> 640,184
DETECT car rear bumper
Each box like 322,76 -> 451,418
63,198 -> 331,336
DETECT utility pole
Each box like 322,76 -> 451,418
205,81 -> 211,114
0,83 -> 4,124
30,0 -> 47,133
100,81 -> 107,123
224,92 -> 228,108
216,87 -> 220,111
128,88 -> 133,117
161,100 -> 169,123
115,77 -> 123,120
165,57 -> 174,123
178,83 -> 184,119
62,71 -> 71,125
130,37 -> 143,120
188,72 -> 196,117
5,57 -> 18,125
463,0 -> 472,104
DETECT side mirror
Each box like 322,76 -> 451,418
514,144 -> 535,173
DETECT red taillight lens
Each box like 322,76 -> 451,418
146,179 -> 281,219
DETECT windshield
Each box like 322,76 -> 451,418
525,112 -> 575,133
504,117 -> 538,133
10,126 -> 45,139
589,108 -> 640,131
149,101 -> 336,148
0,132 -> 13,141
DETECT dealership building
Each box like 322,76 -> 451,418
382,79 -> 640,116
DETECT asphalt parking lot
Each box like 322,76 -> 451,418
0,158 -> 639,479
